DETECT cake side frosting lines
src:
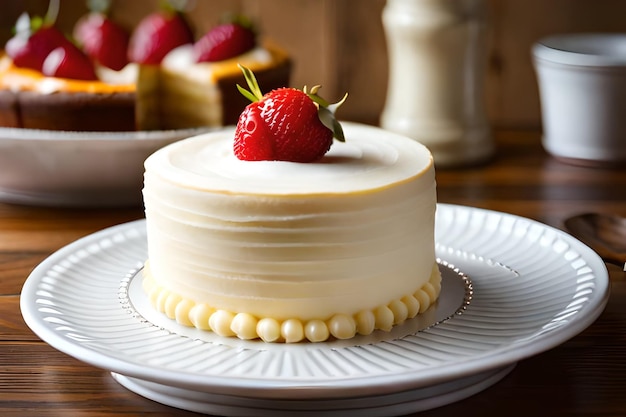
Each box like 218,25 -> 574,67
143,175 -> 436,320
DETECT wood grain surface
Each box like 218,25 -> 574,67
1,129 -> 625,416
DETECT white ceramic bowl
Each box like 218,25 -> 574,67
0,127 -> 214,207
533,33 -> 626,166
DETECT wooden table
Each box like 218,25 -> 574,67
1,129 -> 625,416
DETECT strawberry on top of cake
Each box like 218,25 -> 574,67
233,65 -> 346,162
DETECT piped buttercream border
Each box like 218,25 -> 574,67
142,263 -> 442,343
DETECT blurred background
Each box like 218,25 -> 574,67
3,0 -> 626,130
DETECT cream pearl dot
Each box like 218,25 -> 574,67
209,310 -> 236,337
231,313 -> 259,340
374,305 -> 394,331
257,318 -> 281,342
174,299 -> 195,326
355,310 -> 375,335
414,290 -> 431,313
164,293 -> 182,319
402,295 -> 420,318
281,319 -> 304,343
422,282 -> 438,301
304,320 -> 330,342
328,314 -> 356,339
388,299 -> 408,324
189,304 -> 214,330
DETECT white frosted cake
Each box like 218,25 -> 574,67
142,122 -> 440,343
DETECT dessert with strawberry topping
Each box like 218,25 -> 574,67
141,68 -> 440,343
0,1 -> 291,132
137,18 -> 291,130
0,1 -> 135,131
0,13 -> 135,130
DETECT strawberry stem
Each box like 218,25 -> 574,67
237,64 -> 264,102
318,106 -> 346,142
305,85 -> 330,108
328,92 -> 348,113
44,0 -> 60,25
305,86 -> 348,142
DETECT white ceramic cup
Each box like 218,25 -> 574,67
533,33 -> 626,166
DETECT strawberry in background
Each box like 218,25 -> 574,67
5,0 -> 98,80
128,0 -> 194,65
5,0 -> 70,72
74,0 -> 130,71
193,17 -> 256,63
42,42 -> 98,80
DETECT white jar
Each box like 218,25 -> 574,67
380,0 -> 492,167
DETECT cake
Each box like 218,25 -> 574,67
0,53 -> 137,131
141,122 -> 440,343
136,43 -> 291,130
0,9 -> 290,131
0,9 -> 138,131
0,47 -> 289,131
132,10 -> 291,130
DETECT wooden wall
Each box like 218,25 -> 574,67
3,0 -> 626,129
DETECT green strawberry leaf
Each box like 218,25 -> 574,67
237,64 -> 264,102
308,87 -> 348,142
43,0 -> 60,25
236,84 -> 259,103
328,92 -> 348,114
306,85 -> 329,107
318,105 -> 345,142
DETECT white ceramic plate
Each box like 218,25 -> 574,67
20,204 -> 609,416
0,126 -> 214,207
